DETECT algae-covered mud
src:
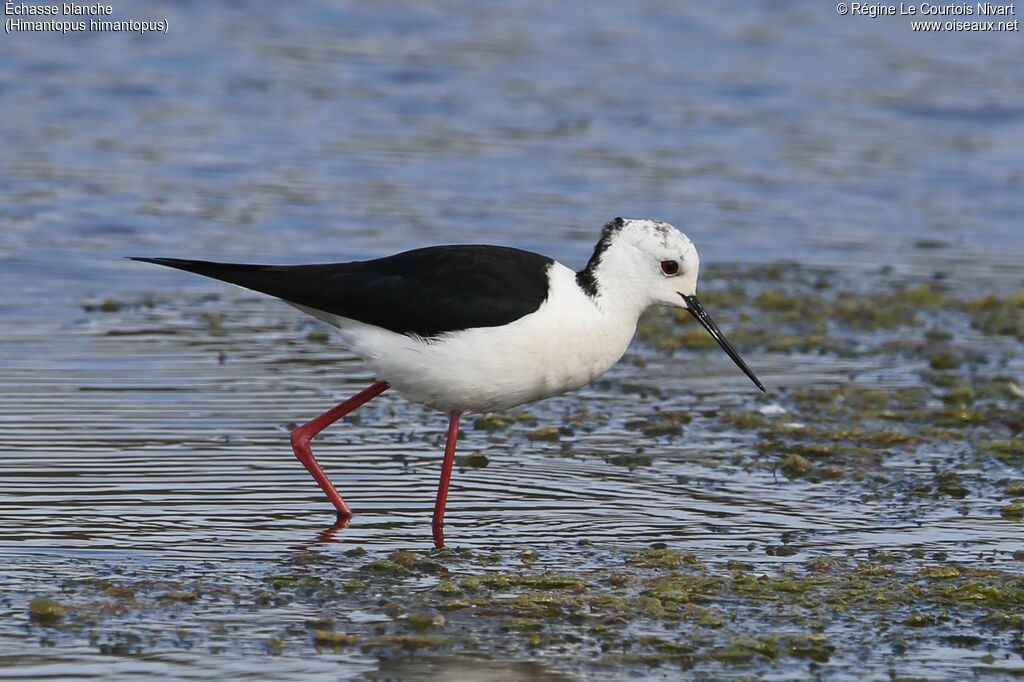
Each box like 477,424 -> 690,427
6,264 -> 1023,679
14,544 -> 1024,679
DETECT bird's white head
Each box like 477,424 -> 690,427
577,217 -> 699,309
577,217 -> 765,392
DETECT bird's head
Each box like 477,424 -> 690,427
580,217 -> 765,392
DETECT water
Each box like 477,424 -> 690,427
2,1 -> 1023,679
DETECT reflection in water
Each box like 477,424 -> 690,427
314,517 -> 350,546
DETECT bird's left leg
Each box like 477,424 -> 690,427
431,410 -> 462,548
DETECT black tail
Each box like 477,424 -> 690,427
129,256 -> 348,306
131,257 -> 276,292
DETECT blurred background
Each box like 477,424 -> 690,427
4,0 -> 1022,302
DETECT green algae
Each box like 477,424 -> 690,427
780,453 -> 811,477
625,409 -> 690,437
404,613 -> 439,632
636,272 -> 980,368
506,593 -> 572,619
264,573 -> 337,597
30,547 -> 1024,677
305,329 -> 330,343
942,384 -> 976,405
785,634 -> 834,662
732,573 -> 812,598
638,278 -> 959,357
627,548 -> 702,570
965,289 -> 1024,340
921,566 -> 961,580
28,596 -> 65,624
305,617 -> 334,630
526,426 -> 561,442
934,471 -> 970,499
1004,481 -> 1024,496
312,630 -> 359,646
436,580 -> 461,596
514,411 -> 539,426
643,574 -> 724,605
473,413 -> 516,431
609,452 -> 652,468
606,573 -> 633,587
561,406 -> 609,430
362,635 -> 451,651
461,574 -> 588,592
503,618 -> 544,634
386,549 -> 443,573
457,451 -> 489,468
982,440 -> 1024,464
1001,500 -> 1024,521
929,350 -> 963,370
719,411 -> 772,429
938,580 -> 1024,606
633,268 -> 1023,501
713,350 -> 1021,489
158,589 -> 200,603
904,613 -> 936,627
360,559 -> 410,577
710,635 -> 779,663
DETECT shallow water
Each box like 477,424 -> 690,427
4,291 -> 1010,565
0,295 -> 836,558
2,1 -> 1023,679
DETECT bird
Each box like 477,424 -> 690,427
132,217 -> 765,547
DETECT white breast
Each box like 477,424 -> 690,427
297,263 -> 640,413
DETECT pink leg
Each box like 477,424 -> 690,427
290,380 -> 389,519
431,410 -> 462,549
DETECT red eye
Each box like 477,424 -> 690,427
660,260 -> 679,275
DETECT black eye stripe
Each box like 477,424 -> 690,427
660,260 -> 679,275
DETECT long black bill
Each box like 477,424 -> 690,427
682,294 -> 766,393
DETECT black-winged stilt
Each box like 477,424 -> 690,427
133,217 -> 764,547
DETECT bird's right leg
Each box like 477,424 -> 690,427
290,380 -> 390,519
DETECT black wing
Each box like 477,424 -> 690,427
132,245 -> 553,337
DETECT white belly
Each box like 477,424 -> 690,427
296,264 -> 638,413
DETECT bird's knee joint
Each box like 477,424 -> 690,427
290,428 -> 309,449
